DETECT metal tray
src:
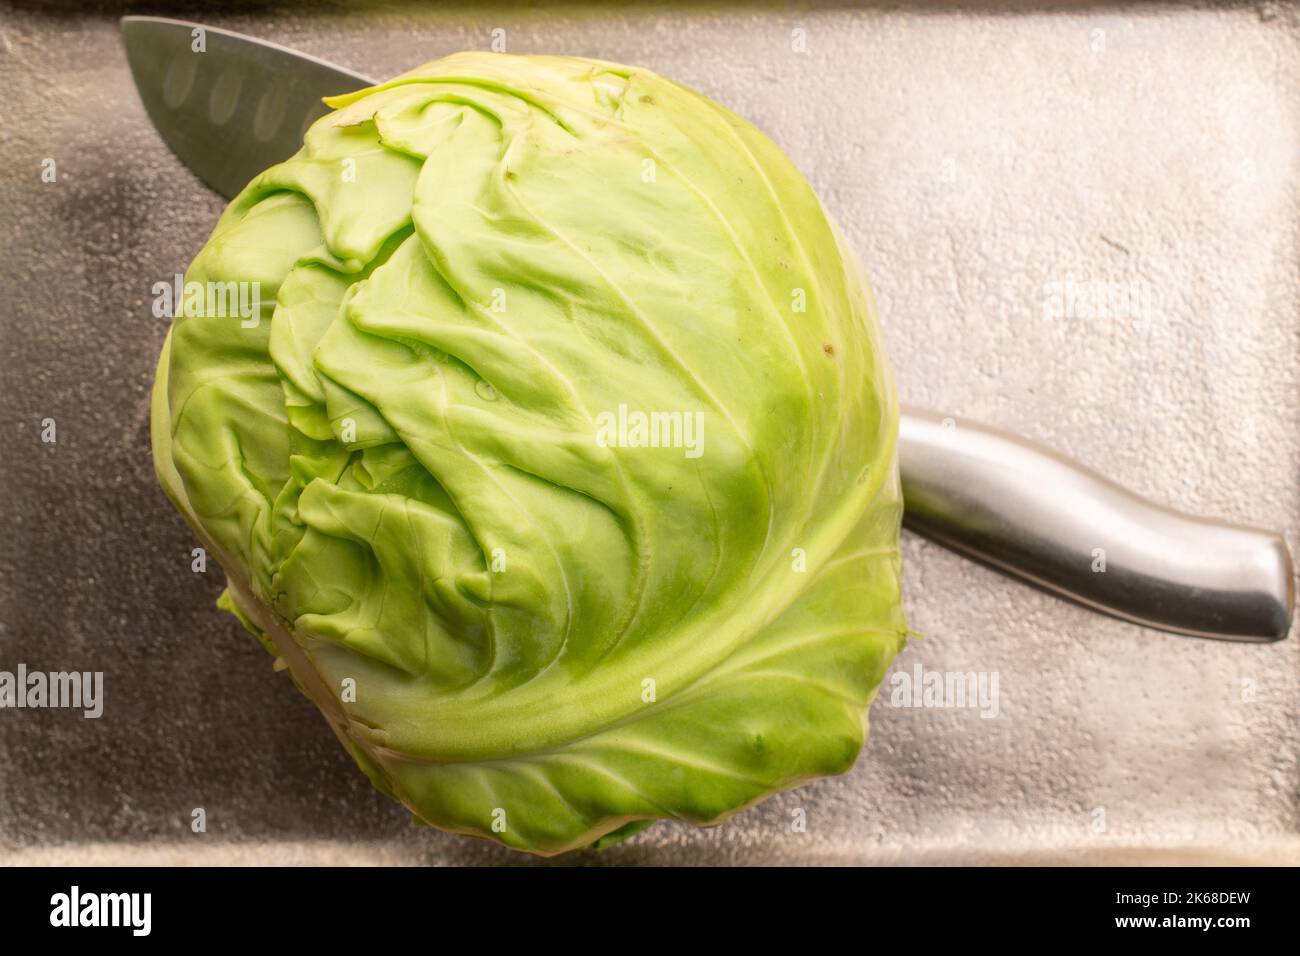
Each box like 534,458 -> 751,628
1,0 -> 1297,865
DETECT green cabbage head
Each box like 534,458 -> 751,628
151,52 -> 908,855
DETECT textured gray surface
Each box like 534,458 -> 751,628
1,1 -> 1297,865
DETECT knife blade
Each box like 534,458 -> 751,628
121,15 -> 1295,642
122,15 -> 377,199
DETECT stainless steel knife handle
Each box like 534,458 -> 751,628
898,408 -> 1295,641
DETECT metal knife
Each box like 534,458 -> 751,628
121,15 -> 1295,642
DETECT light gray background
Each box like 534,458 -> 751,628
1,1 -> 1297,865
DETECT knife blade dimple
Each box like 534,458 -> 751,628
209,69 -> 242,126
253,84 -> 289,143
162,52 -> 196,109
